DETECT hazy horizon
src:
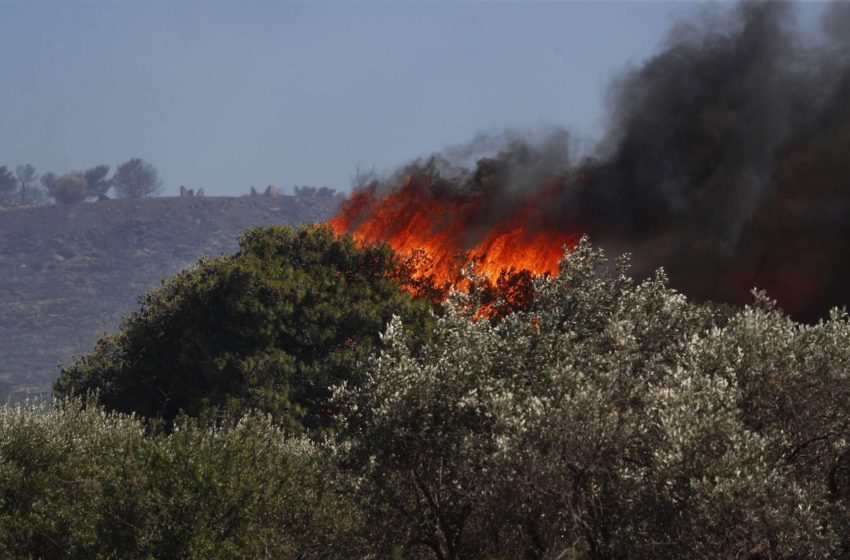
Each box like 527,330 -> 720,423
0,1 -> 828,197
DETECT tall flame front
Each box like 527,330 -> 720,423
329,173 -> 582,291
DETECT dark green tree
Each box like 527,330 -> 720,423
112,157 -> 162,198
55,224 -> 433,431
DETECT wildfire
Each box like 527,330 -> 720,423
328,172 -> 582,296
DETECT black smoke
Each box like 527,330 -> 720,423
569,1 -> 850,318
349,1 -> 850,319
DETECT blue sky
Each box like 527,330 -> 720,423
0,1 -> 825,196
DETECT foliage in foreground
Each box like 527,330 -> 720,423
0,399 -> 361,560
338,241 -> 850,559
9,239 -> 850,558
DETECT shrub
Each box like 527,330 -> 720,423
0,398 -> 363,559
51,174 -> 87,204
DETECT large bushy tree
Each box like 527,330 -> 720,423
337,240 -> 846,559
55,224 -> 433,431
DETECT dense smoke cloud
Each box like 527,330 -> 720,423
340,1 -> 850,319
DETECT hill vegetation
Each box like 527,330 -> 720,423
4,230 -> 850,558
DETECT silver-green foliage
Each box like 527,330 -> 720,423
339,239 -> 844,559
8,239 -> 850,559
0,398 -> 362,560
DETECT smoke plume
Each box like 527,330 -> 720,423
333,2 -> 850,319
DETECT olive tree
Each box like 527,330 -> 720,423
337,240 -> 837,559
0,399 -> 363,559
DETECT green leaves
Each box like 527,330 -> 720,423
54,224 -> 433,432
0,399 -> 362,560
39,235 -> 850,557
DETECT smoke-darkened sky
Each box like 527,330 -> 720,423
4,1 -> 822,197
329,1 -> 850,319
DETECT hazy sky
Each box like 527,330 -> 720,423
0,1 -> 825,196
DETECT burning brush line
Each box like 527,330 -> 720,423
330,1 -> 850,320
330,171 -> 583,288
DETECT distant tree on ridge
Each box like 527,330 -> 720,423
82,165 -> 111,199
14,164 -> 41,205
112,158 -> 162,199
0,166 -> 18,206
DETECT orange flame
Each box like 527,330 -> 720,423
329,173 -> 583,297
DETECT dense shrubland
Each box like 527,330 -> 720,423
0,400 -> 360,559
5,227 -> 850,558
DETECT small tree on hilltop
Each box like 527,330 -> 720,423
40,171 -> 57,193
0,166 -> 17,206
82,165 -> 111,199
112,158 -> 162,199
15,164 -> 43,205
50,174 -> 87,205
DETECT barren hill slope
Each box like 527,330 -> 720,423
0,195 -> 340,402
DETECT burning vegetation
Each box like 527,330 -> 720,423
330,2 -> 850,320
329,159 -> 583,308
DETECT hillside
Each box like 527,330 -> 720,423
0,195 -> 340,402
